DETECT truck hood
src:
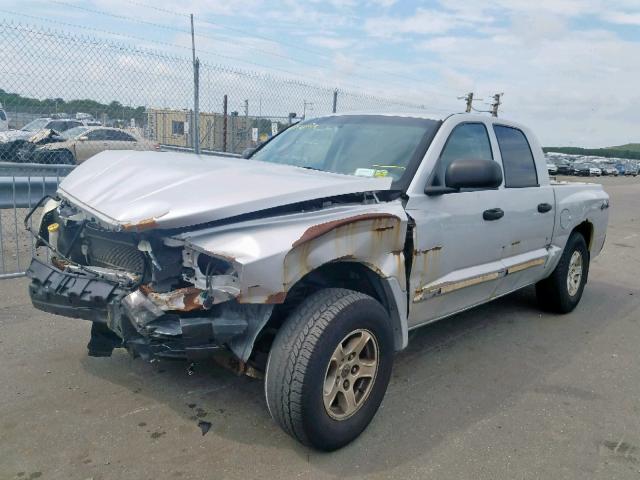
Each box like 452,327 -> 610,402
58,150 -> 393,230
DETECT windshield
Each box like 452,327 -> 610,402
250,115 -> 439,185
21,118 -> 49,132
62,126 -> 89,139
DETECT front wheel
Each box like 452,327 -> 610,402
264,288 -> 394,451
536,232 -> 589,313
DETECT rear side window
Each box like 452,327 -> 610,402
0,110 -> 6,121
494,125 -> 538,188
86,129 -> 108,140
432,122 -> 493,186
47,121 -> 67,132
109,130 -> 136,141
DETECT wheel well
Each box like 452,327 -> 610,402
251,262 -> 397,364
572,221 -> 594,251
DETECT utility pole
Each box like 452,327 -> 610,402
459,92 -> 473,113
190,14 -> 201,153
457,92 -> 483,113
490,93 -> 503,117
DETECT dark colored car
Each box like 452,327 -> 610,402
555,159 -> 574,175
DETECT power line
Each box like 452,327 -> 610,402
120,0 -> 462,100
44,1 -> 459,105
3,18 -> 448,113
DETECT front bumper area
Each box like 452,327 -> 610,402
26,258 -> 252,362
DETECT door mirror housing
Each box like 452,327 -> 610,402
78,136 -> 88,142
445,158 -> 502,190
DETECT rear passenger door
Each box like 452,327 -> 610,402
491,124 -> 555,296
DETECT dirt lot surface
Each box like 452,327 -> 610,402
1,176 -> 639,479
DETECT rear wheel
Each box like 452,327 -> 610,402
536,232 -> 589,313
54,150 -> 75,165
265,288 -> 394,451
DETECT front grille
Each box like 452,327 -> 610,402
84,229 -> 145,274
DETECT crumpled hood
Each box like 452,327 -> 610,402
58,150 -> 393,230
0,129 -> 32,144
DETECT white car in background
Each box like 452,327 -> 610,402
0,105 -> 8,132
0,117 -> 83,144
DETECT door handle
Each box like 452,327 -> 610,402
483,208 -> 504,221
537,203 -> 552,213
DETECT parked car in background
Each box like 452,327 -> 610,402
27,112 -> 609,450
546,162 -> 558,175
0,105 -> 8,132
624,162 -> 639,176
0,118 -> 85,161
574,163 -> 601,177
602,165 -> 619,176
615,163 -> 627,176
0,117 -> 83,145
555,159 -> 574,175
34,126 -> 159,164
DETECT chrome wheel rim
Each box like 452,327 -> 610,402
323,329 -> 379,421
567,251 -> 583,297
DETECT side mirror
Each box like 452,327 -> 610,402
78,136 -> 88,142
242,147 -> 256,159
445,158 -> 503,190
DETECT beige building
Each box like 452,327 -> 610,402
146,108 -> 251,153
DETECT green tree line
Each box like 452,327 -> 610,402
0,89 -> 146,124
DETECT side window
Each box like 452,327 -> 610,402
112,131 -> 136,141
431,122 -> 493,187
47,121 -> 67,132
86,130 -> 107,141
0,110 -> 6,121
494,125 -> 538,188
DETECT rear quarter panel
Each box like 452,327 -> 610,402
548,181 -> 609,271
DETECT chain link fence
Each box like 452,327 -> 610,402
0,21 -> 428,158
0,20 -> 430,277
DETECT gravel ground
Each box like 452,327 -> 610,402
0,175 -> 639,480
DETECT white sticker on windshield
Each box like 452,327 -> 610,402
354,168 -> 376,177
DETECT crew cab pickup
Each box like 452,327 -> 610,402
26,113 -> 609,450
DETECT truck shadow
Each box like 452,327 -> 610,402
80,279 -> 634,476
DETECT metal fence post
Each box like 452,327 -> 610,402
193,59 -> 200,154
223,94 -> 228,153
332,89 -> 338,113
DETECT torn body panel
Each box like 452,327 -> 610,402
176,201 -> 409,304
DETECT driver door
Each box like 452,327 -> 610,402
406,121 -> 510,327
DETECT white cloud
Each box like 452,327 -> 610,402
602,11 -> 640,26
306,36 -> 353,49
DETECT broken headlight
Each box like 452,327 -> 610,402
181,248 -> 241,304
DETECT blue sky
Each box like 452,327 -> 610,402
2,0 -> 640,146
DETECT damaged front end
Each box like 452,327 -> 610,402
25,197 -> 270,373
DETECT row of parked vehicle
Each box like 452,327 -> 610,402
0,116 -> 159,164
547,158 -> 639,177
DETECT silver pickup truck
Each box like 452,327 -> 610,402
26,112 -> 609,450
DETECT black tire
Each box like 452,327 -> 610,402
54,150 -> 75,165
265,288 -> 394,451
536,232 -> 589,313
